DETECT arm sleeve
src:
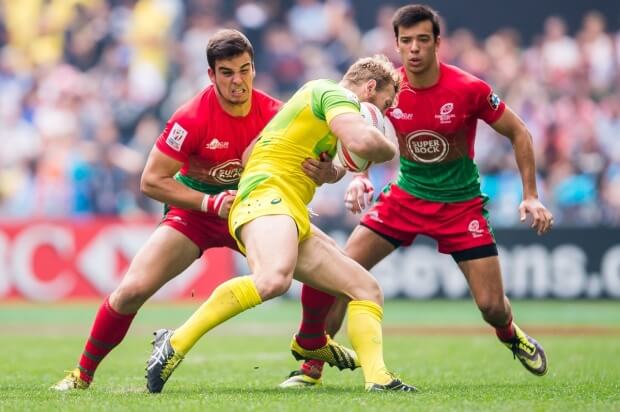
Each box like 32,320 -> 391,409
474,79 -> 506,125
155,114 -> 200,163
311,82 -> 360,124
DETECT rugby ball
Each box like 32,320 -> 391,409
336,102 -> 385,172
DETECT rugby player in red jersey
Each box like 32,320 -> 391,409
281,5 -> 553,388
51,29 -> 283,391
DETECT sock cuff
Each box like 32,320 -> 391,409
348,300 -> 383,321
103,297 -> 136,320
229,276 -> 262,309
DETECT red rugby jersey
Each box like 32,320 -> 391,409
387,63 -> 506,202
156,86 -> 281,194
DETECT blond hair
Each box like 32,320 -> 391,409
342,54 -> 401,94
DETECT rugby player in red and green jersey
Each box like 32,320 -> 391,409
282,4 -> 554,388
51,29 -> 282,391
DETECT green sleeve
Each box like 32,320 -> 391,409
310,80 -> 360,123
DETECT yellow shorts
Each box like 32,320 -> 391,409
228,185 -> 311,254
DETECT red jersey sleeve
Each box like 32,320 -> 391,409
255,90 -> 282,122
155,113 -> 202,163
473,79 -> 506,125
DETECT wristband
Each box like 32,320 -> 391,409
200,192 -> 228,215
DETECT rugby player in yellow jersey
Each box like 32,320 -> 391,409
146,55 -> 417,393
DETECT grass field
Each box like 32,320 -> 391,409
1,300 -> 619,411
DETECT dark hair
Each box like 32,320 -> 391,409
206,29 -> 254,70
392,4 -> 441,39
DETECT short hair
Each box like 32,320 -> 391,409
343,54 -> 401,94
392,4 -> 441,39
206,29 -> 254,70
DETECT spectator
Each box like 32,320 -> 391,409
0,1 -> 618,228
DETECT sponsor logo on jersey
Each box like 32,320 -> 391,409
166,122 -> 188,152
488,92 -> 501,110
468,219 -> 484,238
209,159 -> 243,184
405,130 -> 449,163
434,102 -> 456,124
390,108 -> 414,120
205,138 -> 230,150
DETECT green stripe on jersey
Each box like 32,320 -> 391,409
175,173 -> 237,194
396,156 -> 482,202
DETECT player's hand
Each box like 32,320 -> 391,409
202,190 -> 237,219
344,175 -> 374,214
519,197 -> 554,235
302,155 -> 338,186
217,190 -> 237,219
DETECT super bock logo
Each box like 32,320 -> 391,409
406,130 -> 449,163
209,159 -> 243,184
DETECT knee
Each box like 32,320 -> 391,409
254,272 -> 293,300
350,276 -> 383,305
110,280 -> 150,313
476,295 -> 508,321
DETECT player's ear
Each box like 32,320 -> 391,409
208,67 -> 215,83
366,79 -> 377,97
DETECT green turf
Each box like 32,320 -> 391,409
1,300 -> 618,411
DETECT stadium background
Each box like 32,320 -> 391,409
1,0 -> 619,301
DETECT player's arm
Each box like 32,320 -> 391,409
140,147 -> 233,217
141,147 -> 205,210
329,112 -> 396,163
490,106 -> 554,234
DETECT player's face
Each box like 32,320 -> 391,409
367,84 -> 396,114
395,21 -> 439,74
209,52 -> 255,106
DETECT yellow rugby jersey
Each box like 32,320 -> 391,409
237,79 -> 361,206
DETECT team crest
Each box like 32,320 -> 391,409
488,92 -> 501,110
468,219 -> 484,238
434,103 -> 456,124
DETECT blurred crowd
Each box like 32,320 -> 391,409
0,0 -> 619,227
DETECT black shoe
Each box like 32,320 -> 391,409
145,329 -> 184,393
503,323 -> 548,376
366,375 -> 417,392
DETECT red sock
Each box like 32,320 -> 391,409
295,285 -> 335,350
301,359 -> 324,379
495,316 -> 516,342
77,297 -> 136,383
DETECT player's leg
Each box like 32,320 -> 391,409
293,233 -> 415,391
282,225 -> 397,388
170,214 -> 298,351
458,253 -> 547,376
441,195 -> 546,376
147,214 -> 299,393
324,224 -> 399,334
51,225 -> 200,391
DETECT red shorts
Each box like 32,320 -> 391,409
360,184 -> 496,254
161,207 -> 240,253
